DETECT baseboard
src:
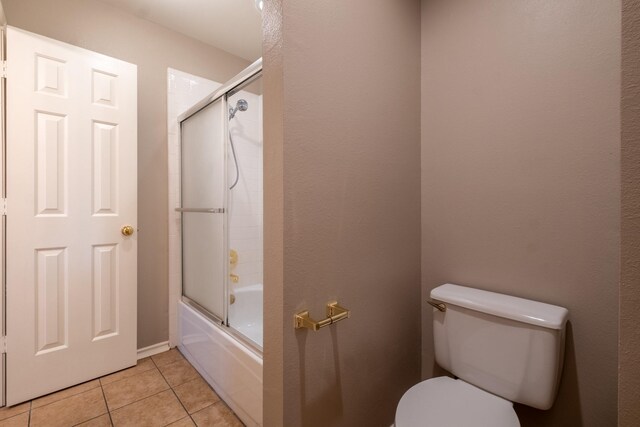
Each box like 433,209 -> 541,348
137,341 -> 170,360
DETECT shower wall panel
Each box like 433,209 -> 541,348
228,90 -> 264,290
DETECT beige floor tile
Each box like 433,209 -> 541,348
173,377 -> 220,414
6,351 -> 240,427
76,414 -> 113,426
0,402 -> 30,421
103,368 -> 170,410
32,379 -> 101,409
100,358 -> 157,386
191,402 -> 243,427
158,358 -> 200,388
110,390 -> 187,427
30,386 -> 107,427
166,416 -> 196,426
151,348 -> 184,367
0,412 -> 29,427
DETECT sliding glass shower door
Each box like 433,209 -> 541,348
178,61 -> 263,351
180,98 -> 227,321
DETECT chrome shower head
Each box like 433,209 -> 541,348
236,99 -> 248,112
229,99 -> 249,119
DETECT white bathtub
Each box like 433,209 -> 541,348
228,284 -> 264,349
178,299 -> 263,426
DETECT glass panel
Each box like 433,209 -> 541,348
226,75 -> 263,348
181,99 -> 226,319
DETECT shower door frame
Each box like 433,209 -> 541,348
179,94 -> 230,326
177,59 -> 262,337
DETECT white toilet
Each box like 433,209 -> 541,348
395,283 -> 569,427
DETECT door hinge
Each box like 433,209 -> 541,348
0,337 -> 6,354
0,61 -> 6,79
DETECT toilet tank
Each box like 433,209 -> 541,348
431,284 -> 569,410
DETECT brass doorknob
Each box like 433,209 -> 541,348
121,225 -> 134,236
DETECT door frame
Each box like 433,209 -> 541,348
0,4 -> 7,408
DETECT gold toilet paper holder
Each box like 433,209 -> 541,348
294,301 -> 350,331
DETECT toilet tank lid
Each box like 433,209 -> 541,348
431,284 -> 569,330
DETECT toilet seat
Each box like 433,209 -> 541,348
395,376 -> 520,427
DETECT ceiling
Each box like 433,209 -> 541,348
99,0 -> 262,61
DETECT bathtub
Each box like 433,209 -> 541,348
228,284 -> 264,349
178,289 -> 263,427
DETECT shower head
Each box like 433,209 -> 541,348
236,99 -> 249,112
229,99 -> 249,119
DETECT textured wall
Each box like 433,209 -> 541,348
421,0 -> 620,426
620,0 -> 640,425
263,0 -> 422,425
2,0 -> 248,348
262,0 -> 285,423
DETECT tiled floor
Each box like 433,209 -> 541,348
0,349 -> 245,427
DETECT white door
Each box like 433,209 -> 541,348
5,27 -> 137,405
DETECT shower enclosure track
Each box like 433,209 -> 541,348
174,208 -> 225,213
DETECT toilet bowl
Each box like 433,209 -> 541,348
395,283 -> 569,427
396,377 -> 519,427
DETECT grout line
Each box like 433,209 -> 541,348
167,387 -> 190,424
150,353 -> 194,427
154,359 -> 175,390
99,364 -> 157,389
98,383 -> 115,427
150,354 -> 160,369
100,365 -> 162,394
29,381 -> 101,411
191,401 -> 215,414
101,358 -> 170,414
70,411 -> 108,427
106,387 -> 170,414
0,410 -> 30,426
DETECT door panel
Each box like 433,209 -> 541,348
180,100 -> 226,320
6,27 -> 137,405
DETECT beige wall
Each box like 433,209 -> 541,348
263,0 -> 422,425
620,0 -> 640,425
262,0 -> 284,424
2,0 -> 249,348
421,0 -> 620,426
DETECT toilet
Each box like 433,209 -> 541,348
396,283 -> 569,427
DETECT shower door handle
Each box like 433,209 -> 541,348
175,208 -> 225,213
